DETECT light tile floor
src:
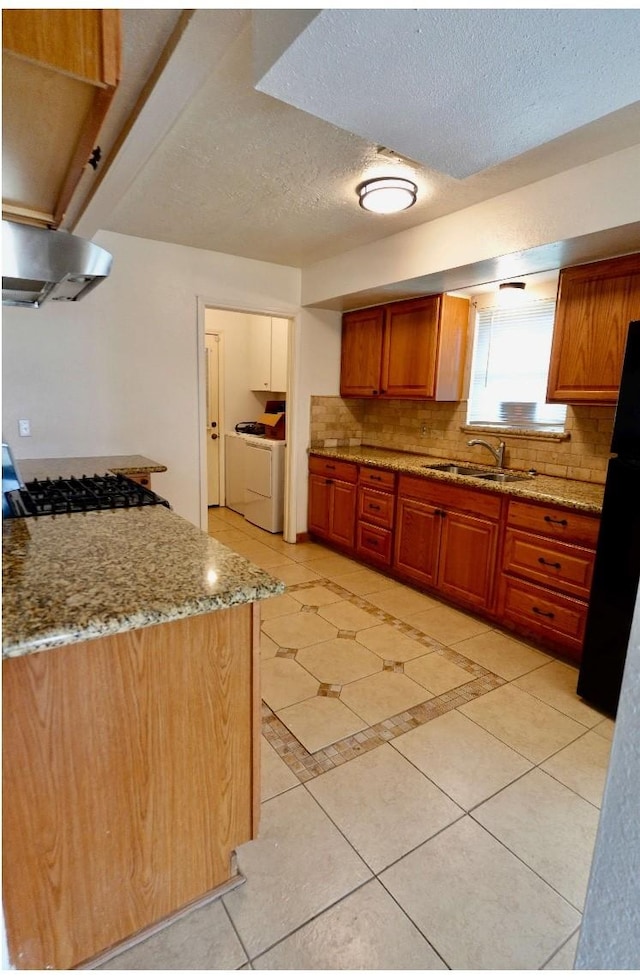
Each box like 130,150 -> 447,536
102,507 -> 614,971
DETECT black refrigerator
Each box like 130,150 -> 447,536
577,320 -> 640,715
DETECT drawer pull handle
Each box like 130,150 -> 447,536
325,464 -> 336,471
532,606 -> 555,619
365,537 -> 378,547
369,503 -> 381,511
370,475 -> 382,481
538,557 -> 561,569
544,516 -> 568,527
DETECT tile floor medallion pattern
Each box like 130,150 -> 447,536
101,508 -> 612,970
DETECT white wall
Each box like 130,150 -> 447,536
302,145 -> 640,305
2,231 -> 300,525
576,587 -> 640,968
293,306 -> 342,534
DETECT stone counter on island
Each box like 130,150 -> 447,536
2,504 -> 283,970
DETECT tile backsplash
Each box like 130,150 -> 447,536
309,396 -> 614,484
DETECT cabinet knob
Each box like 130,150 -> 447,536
538,557 -> 561,569
544,516 -> 568,527
211,433 -> 218,440
532,606 -> 555,619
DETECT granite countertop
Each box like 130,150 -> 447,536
310,445 -> 605,514
17,455 -> 168,481
2,506 -> 284,659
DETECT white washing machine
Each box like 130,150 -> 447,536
225,432 -> 285,532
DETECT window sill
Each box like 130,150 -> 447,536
460,424 -> 571,443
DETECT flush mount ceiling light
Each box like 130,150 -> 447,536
498,281 -> 527,306
357,176 -> 418,214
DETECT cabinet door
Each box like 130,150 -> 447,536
381,296 -> 440,397
330,480 -> 357,549
308,474 -> 331,537
248,315 -> 272,391
437,509 -> 498,611
270,317 -> 288,392
393,495 -> 441,589
547,254 -> 640,403
340,307 -> 385,396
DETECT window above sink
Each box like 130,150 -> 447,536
466,289 -> 567,433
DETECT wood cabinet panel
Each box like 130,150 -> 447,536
393,495 -> 441,589
340,293 -> 469,401
358,485 -> 395,529
308,473 -> 331,536
506,499 -> 600,547
398,474 -> 502,520
2,607 -> 256,970
2,9 -> 121,227
382,296 -> 440,397
438,509 -> 499,611
356,523 -> 393,566
498,575 -> 587,660
331,480 -> 357,549
359,466 -> 396,490
547,253 -> 640,403
340,307 -> 385,396
309,456 -> 358,483
308,459 -> 356,550
503,528 -> 595,600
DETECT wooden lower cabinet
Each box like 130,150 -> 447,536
356,466 -> 396,567
2,605 -> 260,970
393,476 -> 500,613
308,457 -> 358,550
498,499 -> 599,661
308,457 -> 601,662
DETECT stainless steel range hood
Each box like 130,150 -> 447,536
2,220 -> 112,308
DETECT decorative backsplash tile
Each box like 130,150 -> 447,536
310,396 -> 614,484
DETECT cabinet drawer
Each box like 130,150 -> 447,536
356,523 -> 393,566
499,575 -> 588,653
359,466 -> 396,490
398,474 -> 502,520
358,486 -> 395,529
502,529 -> 595,600
309,456 -> 358,483
506,499 -> 600,547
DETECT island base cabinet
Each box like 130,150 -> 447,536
2,605 -> 259,970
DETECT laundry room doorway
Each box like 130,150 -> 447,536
198,301 -> 294,539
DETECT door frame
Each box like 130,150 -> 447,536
204,330 -> 224,508
196,296 -> 298,542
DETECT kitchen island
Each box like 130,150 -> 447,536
2,505 -> 284,969
16,453 -> 168,482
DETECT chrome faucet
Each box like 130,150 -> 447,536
467,437 -> 506,468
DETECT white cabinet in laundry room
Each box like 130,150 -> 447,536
248,315 -> 288,392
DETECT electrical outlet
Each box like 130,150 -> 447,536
421,424 -> 428,436
18,419 -> 31,437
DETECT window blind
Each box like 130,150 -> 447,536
467,299 -> 567,429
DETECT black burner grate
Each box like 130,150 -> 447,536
4,473 -> 170,518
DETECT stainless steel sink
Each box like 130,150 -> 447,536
422,463 -> 489,476
474,471 -> 532,483
421,462 -> 533,483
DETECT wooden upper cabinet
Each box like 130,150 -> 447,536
547,253 -> 640,404
2,9 -> 121,228
340,293 -> 469,400
340,307 -> 386,396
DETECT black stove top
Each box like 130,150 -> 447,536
4,473 -> 170,518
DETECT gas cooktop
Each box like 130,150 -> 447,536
4,473 -> 170,518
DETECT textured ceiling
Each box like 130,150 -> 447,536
88,9 -> 640,269
256,9 -> 640,179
